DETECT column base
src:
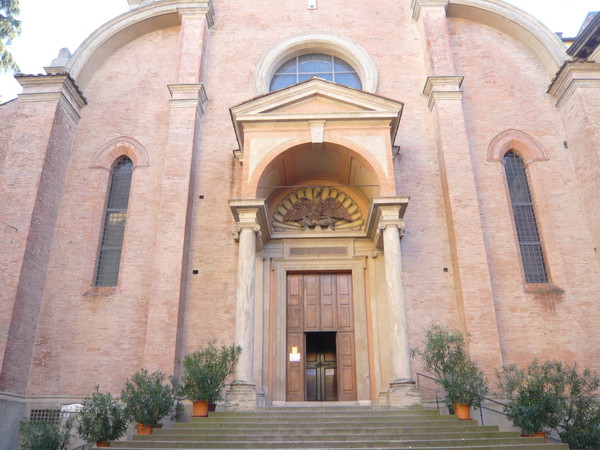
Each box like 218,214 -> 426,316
224,381 -> 257,411
388,378 -> 422,408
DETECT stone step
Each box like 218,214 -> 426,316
183,416 -> 464,425
110,437 -> 558,449
109,406 -> 568,449
133,431 -> 521,441
159,424 -> 498,435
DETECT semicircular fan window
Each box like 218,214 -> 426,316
272,187 -> 363,232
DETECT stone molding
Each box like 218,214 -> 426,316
16,74 -> 87,122
168,83 -> 208,114
253,31 -> 379,95
66,0 -> 214,91
90,136 -> 150,169
487,129 -> 549,165
446,0 -> 567,78
411,0 -> 449,20
231,78 -> 403,151
422,76 -> 464,110
548,61 -> 600,109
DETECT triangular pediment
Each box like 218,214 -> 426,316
232,78 -> 403,117
230,78 -> 404,147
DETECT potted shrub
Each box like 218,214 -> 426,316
176,340 -> 241,417
497,360 -> 564,440
440,359 -> 488,419
76,387 -> 127,447
19,414 -> 75,450
121,369 -> 174,435
553,362 -> 600,449
419,325 -> 488,419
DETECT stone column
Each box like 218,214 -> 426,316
377,205 -> 421,407
226,200 -> 268,410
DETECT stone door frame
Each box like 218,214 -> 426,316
270,256 -> 370,403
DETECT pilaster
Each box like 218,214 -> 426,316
413,0 -> 503,372
142,8 -> 210,372
549,61 -> 600,263
0,74 -> 86,394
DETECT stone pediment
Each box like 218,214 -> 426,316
230,78 -> 404,148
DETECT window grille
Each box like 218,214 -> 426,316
29,408 -> 61,424
270,54 -> 362,91
94,156 -> 133,287
503,151 -> 548,283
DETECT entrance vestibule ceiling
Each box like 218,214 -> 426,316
258,141 -> 380,207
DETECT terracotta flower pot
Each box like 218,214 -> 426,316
96,442 -> 110,448
453,403 -> 472,420
136,423 -> 153,435
192,399 -> 209,417
521,431 -> 546,442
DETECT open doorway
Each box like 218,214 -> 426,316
305,332 -> 337,401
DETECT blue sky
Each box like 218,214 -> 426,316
0,0 -> 598,102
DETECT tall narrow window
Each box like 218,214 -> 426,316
503,151 -> 548,283
94,156 -> 133,287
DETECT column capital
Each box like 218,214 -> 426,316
229,199 -> 270,246
411,0 -> 449,20
366,197 -> 409,249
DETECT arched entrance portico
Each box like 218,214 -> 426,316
227,79 -> 419,409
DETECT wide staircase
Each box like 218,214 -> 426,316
110,405 -> 568,449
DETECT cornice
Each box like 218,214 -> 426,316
548,61 -> 600,108
15,73 -> 87,122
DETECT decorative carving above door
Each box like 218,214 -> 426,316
273,187 -> 363,232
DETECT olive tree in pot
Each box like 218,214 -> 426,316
175,340 -> 241,417
19,414 -> 75,450
121,369 -> 174,435
552,362 -> 600,449
76,387 -> 127,447
419,325 -> 488,420
497,360 -> 564,441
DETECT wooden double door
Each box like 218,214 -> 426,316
286,273 -> 357,401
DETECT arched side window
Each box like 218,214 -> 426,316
94,156 -> 133,287
270,54 -> 362,91
503,151 -> 548,284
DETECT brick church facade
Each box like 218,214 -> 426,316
1,0 -> 599,447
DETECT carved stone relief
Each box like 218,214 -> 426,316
272,187 -> 363,231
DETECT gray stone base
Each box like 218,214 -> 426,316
224,381 -> 257,411
0,396 -> 26,450
387,379 -> 422,408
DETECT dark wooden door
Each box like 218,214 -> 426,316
286,273 -> 356,401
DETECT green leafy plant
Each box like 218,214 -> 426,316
497,360 -> 565,435
121,369 -> 175,427
554,362 -> 600,449
76,387 -> 127,444
419,325 -> 488,409
175,340 -> 241,403
441,360 -> 489,408
19,415 -> 74,450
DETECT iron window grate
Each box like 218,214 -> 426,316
503,151 -> 548,284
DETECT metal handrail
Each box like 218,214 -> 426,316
415,372 -> 564,443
